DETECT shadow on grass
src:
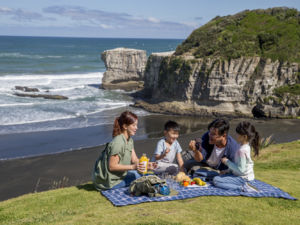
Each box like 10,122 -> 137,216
76,183 -> 98,192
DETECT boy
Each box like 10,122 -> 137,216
152,120 -> 184,175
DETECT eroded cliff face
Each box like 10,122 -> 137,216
101,48 -> 147,91
143,51 -> 174,97
140,55 -> 300,118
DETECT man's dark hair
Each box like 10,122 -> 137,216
208,118 -> 229,136
164,120 -> 180,132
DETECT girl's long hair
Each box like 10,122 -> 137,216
112,111 -> 138,137
236,121 -> 260,156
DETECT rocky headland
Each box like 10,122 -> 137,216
101,47 -> 147,91
102,8 -> 300,118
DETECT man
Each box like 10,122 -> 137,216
184,118 -> 239,180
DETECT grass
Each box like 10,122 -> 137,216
0,140 -> 300,225
273,84 -> 300,96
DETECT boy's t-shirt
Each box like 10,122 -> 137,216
152,138 -> 182,163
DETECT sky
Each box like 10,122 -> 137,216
0,0 -> 299,39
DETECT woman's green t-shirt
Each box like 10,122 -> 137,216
93,134 -> 134,190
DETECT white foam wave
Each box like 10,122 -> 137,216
0,72 -> 103,81
71,55 -> 87,59
50,85 -> 86,92
0,103 -> 36,107
0,101 -> 55,108
0,52 -> 63,59
0,103 -> 129,126
2,115 -> 77,126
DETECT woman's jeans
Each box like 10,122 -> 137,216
111,170 -> 141,189
213,174 -> 247,191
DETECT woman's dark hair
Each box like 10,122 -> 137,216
113,111 -> 138,137
236,121 -> 260,156
208,118 -> 230,136
164,120 -> 180,132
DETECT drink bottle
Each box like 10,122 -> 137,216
139,153 -> 148,174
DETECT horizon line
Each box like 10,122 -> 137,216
0,34 -> 185,40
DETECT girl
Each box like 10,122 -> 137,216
213,121 -> 260,192
93,111 -> 156,190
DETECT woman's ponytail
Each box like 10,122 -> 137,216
112,117 -> 122,137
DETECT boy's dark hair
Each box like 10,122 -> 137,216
164,120 -> 180,132
208,118 -> 230,136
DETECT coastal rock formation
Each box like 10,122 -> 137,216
137,55 -> 299,118
143,51 -> 174,97
101,48 -> 147,91
15,86 -> 39,92
14,93 -> 68,100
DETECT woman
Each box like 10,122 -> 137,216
93,111 -> 155,190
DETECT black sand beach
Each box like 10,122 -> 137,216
1,117 -> 300,202
0,131 -> 202,202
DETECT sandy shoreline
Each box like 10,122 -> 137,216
0,130 -> 202,202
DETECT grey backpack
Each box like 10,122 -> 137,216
129,175 -> 166,197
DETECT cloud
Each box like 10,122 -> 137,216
148,17 -> 160,23
0,7 -> 53,22
99,24 -> 113,29
43,6 -> 131,25
0,5 -> 196,38
43,5 -> 194,31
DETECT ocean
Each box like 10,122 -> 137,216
0,36 -> 183,159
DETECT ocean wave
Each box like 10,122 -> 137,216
0,72 -> 103,81
0,52 -> 63,59
0,102 -> 36,107
50,85 -> 86,92
1,115 -> 76,126
70,55 -> 87,59
0,101 -> 56,108
0,103 -> 129,126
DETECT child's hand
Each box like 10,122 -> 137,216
219,170 -> 228,175
221,157 -> 228,164
165,148 -> 170,155
148,162 -> 158,170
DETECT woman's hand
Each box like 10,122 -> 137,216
131,163 -> 138,170
136,162 -> 146,173
135,162 -> 157,173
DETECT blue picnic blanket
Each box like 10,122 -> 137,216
101,179 -> 296,206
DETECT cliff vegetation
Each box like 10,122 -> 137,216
175,7 -> 300,63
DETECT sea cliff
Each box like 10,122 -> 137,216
136,55 -> 299,118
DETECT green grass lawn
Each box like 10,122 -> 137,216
0,140 -> 300,225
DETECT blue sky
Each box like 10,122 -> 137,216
0,0 -> 299,39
